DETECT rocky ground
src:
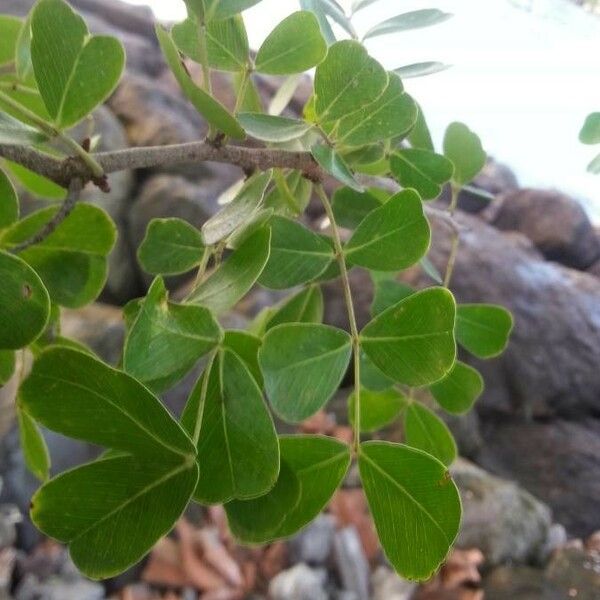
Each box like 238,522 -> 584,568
1,0 -> 600,598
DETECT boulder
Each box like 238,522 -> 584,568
491,189 -> 600,269
269,564 -> 328,600
451,459 -> 553,567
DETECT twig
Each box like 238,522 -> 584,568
10,178 -> 84,253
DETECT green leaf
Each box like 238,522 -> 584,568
335,74 -> 417,146
0,112 -> 46,146
408,102 -> 434,151
315,40 -> 388,122
421,255 -> 443,284
3,204 -> 116,308
255,11 -> 326,75
588,153 -> 600,174
443,122 -> 486,186
430,361 -> 484,415
391,149 -> 454,200
394,62 -> 451,79
364,9 -> 452,40
311,144 -> 363,192
360,287 -> 456,387
0,167 -> 18,229
172,16 -> 249,72
348,388 -> 407,433
371,279 -> 414,317
187,227 -> 271,314
155,25 -> 245,140
259,323 -> 352,422
265,170 -> 313,216
15,15 -> 34,82
269,74 -> 302,115
222,329 -> 263,387
580,112 -> 600,145
345,190 -> 431,271
202,171 -> 272,245
456,304 -> 513,359
238,113 -> 313,142
300,0 -> 336,45
30,0 -> 125,128
352,0 -> 383,13
332,187 -> 387,230
259,216 -> 334,289
0,250 -> 50,350
0,350 -> 15,385
17,406 -> 50,481
403,402 -> 457,466
202,0 -> 263,20
266,285 -> 324,331
0,16 -> 21,66
20,347 -> 197,458
315,0 -> 357,39
138,218 -> 205,276
3,161 -> 65,200
123,277 -> 222,392
360,350 -> 395,391
31,453 -> 198,580
274,435 -> 351,537
225,461 -> 301,543
359,441 -> 461,581
181,349 -> 279,504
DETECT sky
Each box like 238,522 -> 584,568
125,0 -> 600,219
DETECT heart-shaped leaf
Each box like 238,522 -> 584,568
345,190 -> 430,271
255,11 -> 327,75
31,453 -> 198,580
311,144 -> 363,192
359,441 -> 461,581
456,304 -> 513,359
391,149 -> 454,200
123,277 -> 222,392
238,113 -> 313,142
364,9 -> 452,40
20,347 -> 197,458
222,330 -> 263,387
260,323 -> 352,422
259,216 -> 334,289
443,122 -> 486,186
371,278 -> 414,317
430,361 -> 484,415
138,218 -> 205,276
348,388 -> 408,433
0,250 -> 50,350
360,287 -> 456,387
181,349 -> 279,504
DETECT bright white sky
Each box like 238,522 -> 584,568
126,0 -> 600,219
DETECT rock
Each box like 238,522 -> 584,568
289,514 -> 336,566
492,189 -> 600,269
371,566 -> 417,600
483,566 -> 562,599
332,527 -> 370,600
451,458 -> 553,566
0,502 -> 20,551
15,574 -> 105,600
475,418 -> 600,538
545,547 -> 600,599
323,268 -> 374,331
269,564 -> 328,600
441,411 -> 483,459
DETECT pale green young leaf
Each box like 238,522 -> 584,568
394,62 -> 451,79
187,227 -> 271,314
3,161 -> 65,199
265,170 -> 312,216
403,402 -> 457,466
456,303 -> 513,359
123,277 -> 222,392
360,287 -> 456,387
0,251 -> 50,350
202,171 -> 272,245
348,388 -> 408,433
579,113 -> 600,144
255,11 -> 327,75
588,153 -> 600,174
31,454 -> 198,580
345,190 -> 431,271
259,323 -> 352,422
2,204 -> 116,308
421,256 -> 443,284
352,0 -> 383,13
315,40 -> 388,122
0,112 -> 46,147
391,149 -> 454,200
238,113 -> 313,143
138,218 -> 205,276
181,349 -> 279,504
15,15 -> 33,82
332,187 -> 387,230
364,9 -> 452,40
335,74 -> 417,146
0,16 -> 21,66
223,330 -> 263,387
300,0 -> 336,45
269,74 -> 302,115
20,347 -> 197,458
311,144 -> 363,192
443,122 -> 486,186
359,441 -> 461,581
315,0 -> 357,38
227,208 -> 273,249
430,361 -> 484,415
17,406 -> 50,482
371,279 -> 414,317
0,168 -> 18,229
0,350 -> 15,386
259,216 -> 334,289
155,25 -> 245,139
266,285 -> 324,331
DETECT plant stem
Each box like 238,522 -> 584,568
316,184 -> 361,454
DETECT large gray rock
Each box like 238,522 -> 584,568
491,189 -> 600,269
269,564 -> 328,600
451,458 -> 553,566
